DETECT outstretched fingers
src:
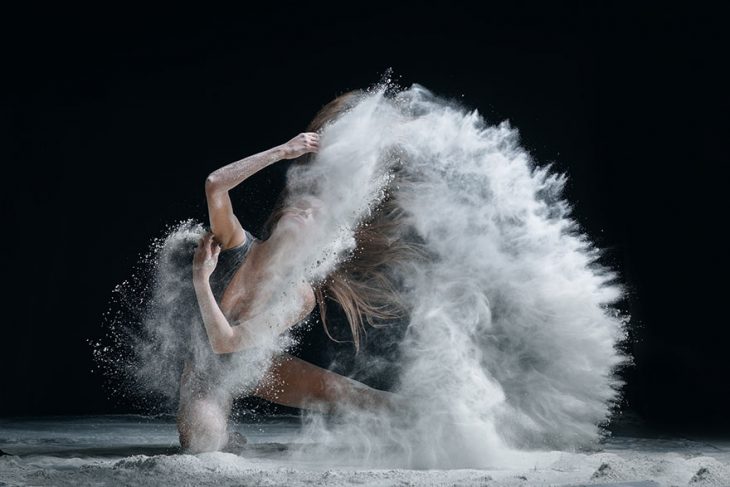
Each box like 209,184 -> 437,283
205,232 -> 221,254
195,232 -> 221,264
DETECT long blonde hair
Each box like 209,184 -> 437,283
262,90 -> 425,351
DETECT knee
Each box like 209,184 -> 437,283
177,399 -> 229,453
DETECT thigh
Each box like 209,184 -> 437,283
250,353 -> 330,408
250,353 -> 392,412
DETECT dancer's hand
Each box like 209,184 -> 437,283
193,232 -> 221,281
280,132 -> 320,160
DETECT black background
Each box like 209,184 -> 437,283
1,3 -> 727,435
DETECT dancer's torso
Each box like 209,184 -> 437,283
209,229 -> 261,323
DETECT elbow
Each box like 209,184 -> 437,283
208,330 -> 233,354
210,340 -> 238,355
205,174 -> 224,195
210,340 -> 234,355
210,334 -> 248,354
206,171 -> 237,196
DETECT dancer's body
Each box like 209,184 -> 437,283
178,93 -> 404,453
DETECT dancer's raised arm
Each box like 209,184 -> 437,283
204,133 -> 320,249
192,232 -> 315,354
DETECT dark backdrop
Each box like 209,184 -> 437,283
1,4 -> 727,435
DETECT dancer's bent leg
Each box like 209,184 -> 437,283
177,361 -> 237,453
251,353 -> 397,414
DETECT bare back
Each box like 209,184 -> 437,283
217,236 -> 268,323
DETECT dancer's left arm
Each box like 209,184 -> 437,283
192,232 -> 315,353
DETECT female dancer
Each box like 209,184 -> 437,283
178,91 -> 411,453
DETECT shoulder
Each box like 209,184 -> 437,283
220,229 -> 255,253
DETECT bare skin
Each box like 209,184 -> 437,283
178,132 -> 396,453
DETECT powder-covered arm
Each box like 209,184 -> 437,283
192,232 -> 315,354
205,133 -> 319,192
204,133 -> 319,249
